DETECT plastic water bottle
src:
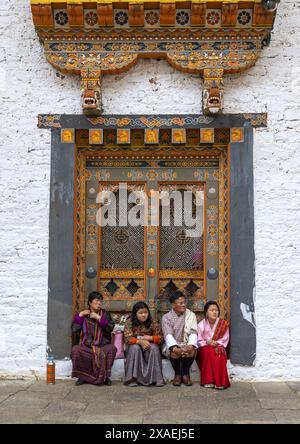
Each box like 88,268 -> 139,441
47,355 -> 55,384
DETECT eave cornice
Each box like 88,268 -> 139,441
30,1 -> 280,115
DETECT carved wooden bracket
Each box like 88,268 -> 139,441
30,0 -> 280,115
202,69 -> 224,115
81,68 -> 103,116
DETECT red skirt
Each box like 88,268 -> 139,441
196,345 -> 230,389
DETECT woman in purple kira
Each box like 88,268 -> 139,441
71,291 -> 117,386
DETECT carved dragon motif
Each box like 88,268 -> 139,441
81,69 -> 102,116
202,69 -> 224,116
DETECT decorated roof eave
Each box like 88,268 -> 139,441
46,47 -> 259,77
30,0 -> 280,116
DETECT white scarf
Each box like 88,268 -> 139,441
183,308 -> 197,344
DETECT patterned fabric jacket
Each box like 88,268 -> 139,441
124,319 -> 163,346
72,310 -> 115,347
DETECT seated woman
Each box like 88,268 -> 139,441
124,301 -> 165,387
71,291 -> 117,386
196,301 -> 230,389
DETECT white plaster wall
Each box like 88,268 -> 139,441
0,0 -> 299,380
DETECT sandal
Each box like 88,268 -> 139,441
104,378 -> 112,386
75,379 -> 85,386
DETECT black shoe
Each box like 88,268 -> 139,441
104,378 -> 112,386
182,375 -> 193,386
173,375 -> 181,386
75,379 -> 85,386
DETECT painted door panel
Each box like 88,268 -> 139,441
84,160 -> 220,316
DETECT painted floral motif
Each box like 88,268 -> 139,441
115,10 -> 129,26
206,10 -> 221,26
66,54 -> 78,69
54,10 -> 68,26
237,10 -> 252,26
176,10 -> 190,26
208,224 -> 217,237
147,170 -> 158,181
127,170 -> 144,180
148,226 -> 158,236
87,224 -> 97,237
85,11 -> 98,27
145,10 -> 159,27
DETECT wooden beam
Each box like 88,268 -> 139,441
221,3 -> 238,27
160,3 -> 176,26
253,4 -> 275,27
129,4 -> 144,27
67,4 -> 84,26
31,4 -> 54,27
98,4 -> 114,27
190,3 -> 206,26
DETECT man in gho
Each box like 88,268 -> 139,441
161,291 -> 198,386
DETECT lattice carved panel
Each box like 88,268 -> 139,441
159,185 -> 204,271
100,186 -> 145,271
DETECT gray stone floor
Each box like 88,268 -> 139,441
0,380 -> 299,424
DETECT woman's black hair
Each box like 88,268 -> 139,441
88,291 -> 103,306
204,300 -> 220,317
169,290 -> 185,305
131,301 -> 152,328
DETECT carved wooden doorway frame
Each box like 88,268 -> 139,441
42,113 -> 263,364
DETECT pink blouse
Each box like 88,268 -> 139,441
197,318 -> 229,348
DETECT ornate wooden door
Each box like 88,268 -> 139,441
83,158 -> 221,319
